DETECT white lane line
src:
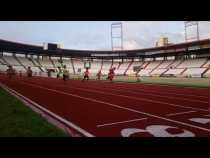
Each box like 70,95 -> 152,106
67,86 -> 210,113
97,118 -> 148,128
82,85 -> 210,104
16,81 -> 210,133
31,79 -> 210,113
114,84 -> 210,99
166,111 -> 197,117
55,82 -> 209,104
0,82 -> 95,137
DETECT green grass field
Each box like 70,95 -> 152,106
0,88 -> 68,137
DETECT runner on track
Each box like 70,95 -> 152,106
6,65 -> 16,79
62,65 -> 69,81
97,70 -> 102,80
27,66 -> 33,77
107,67 -> 116,82
82,68 -> 90,81
136,72 -> 141,82
57,66 -> 63,78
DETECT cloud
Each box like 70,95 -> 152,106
121,21 -> 185,49
123,40 -> 141,50
1,21 -> 210,51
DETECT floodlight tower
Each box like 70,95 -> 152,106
111,22 -> 123,51
184,21 -> 200,42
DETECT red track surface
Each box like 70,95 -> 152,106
1,74 -> 210,137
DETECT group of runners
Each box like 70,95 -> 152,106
6,65 -> 32,79
56,65 -> 117,82
5,65 -> 141,82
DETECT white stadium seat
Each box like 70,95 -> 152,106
157,60 -> 174,69
0,64 -> 8,72
115,62 -> 130,75
164,68 -> 185,75
182,68 -> 207,77
150,68 -> 168,76
139,69 -> 152,76
0,58 -> 7,65
126,61 -> 143,75
101,61 -> 112,75
177,58 -> 207,68
17,57 -> 34,67
145,61 -> 162,70
3,56 -> 20,66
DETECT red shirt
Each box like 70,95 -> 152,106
84,71 -> 89,76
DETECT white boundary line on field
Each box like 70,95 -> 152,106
71,85 -> 210,104
0,82 -> 95,137
15,81 -> 210,133
66,86 -> 210,113
165,111 -> 197,117
114,84 -> 210,99
21,79 -> 210,113
97,118 -> 148,128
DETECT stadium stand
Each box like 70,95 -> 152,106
111,62 -> 119,68
101,61 -> 112,75
89,60 -> 102,75
1,38 -> 210,79
72,58 -> 84,74
62,58 -> 74,73
157,60 -> 174,69
17,57 -> 35,67
150,68 -> 168,76
38,57 -> 55,69
203,68 -> 210,77
31,58 -> 42,67
126,61 -> 144,75
139,69 -> 153,76
0,57 -> 7,65
164,68 -> 185,76
3,55 -> 21,66
115,62 -> 130,75
13,65 -> 27,73
202,60 -> 210,68
0,64 -> 8,73
177,58 -> 207,68
138,61 -> 162,76
145,60 -> 162,70
167,60 -> 182,69
52,58 -> 62,68
182,68 -> 207,77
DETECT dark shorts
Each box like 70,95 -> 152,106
63,74 -> 69,80
84,75 -> 89,79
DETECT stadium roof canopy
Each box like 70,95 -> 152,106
1,38 -> 210,58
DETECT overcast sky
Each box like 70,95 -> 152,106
0,21 -> 210,50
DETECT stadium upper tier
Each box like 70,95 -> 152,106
1,38 -> 210,58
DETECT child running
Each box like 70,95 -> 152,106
136,72 -> 141,82
27,66 -> 33,77
82,68 -> 90,81
6,65 -> 16,79
108,67 -> 115,82
57,66 -> 63,78
97,70 -> 102,80
62,65 -> 69,81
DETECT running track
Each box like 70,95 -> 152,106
1,74 -> 210,137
